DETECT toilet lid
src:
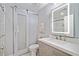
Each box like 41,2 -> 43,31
29,44 -> 39,49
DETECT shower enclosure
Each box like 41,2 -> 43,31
0,4 -> 38,56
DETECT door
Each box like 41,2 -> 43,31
14,8 -> 28,56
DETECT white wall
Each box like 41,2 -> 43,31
38,4 -> 54,38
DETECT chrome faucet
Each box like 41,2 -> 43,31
59,36 -> 62,40
63,36 -> 66,41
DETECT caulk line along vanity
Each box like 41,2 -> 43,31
38,38 -> 79,56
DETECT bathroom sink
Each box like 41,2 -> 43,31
38,38 -> 79,56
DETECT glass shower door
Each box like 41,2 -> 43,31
14,9 -> 28,56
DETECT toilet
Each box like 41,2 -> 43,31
29,44 -> 39,56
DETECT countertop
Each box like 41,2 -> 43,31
38,38 -> 79,56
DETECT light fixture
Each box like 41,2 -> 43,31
60,12 -> 64,15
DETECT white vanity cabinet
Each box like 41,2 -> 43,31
39,41 -> 71,56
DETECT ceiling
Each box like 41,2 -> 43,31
7,3 -> 48,12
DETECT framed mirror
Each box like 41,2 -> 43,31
52,4 -> 69,35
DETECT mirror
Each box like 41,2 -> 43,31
52,4 -> 68,34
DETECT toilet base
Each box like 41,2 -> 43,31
29,44 -> 39,56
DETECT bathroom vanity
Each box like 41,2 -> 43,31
38,38 -> 79,56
